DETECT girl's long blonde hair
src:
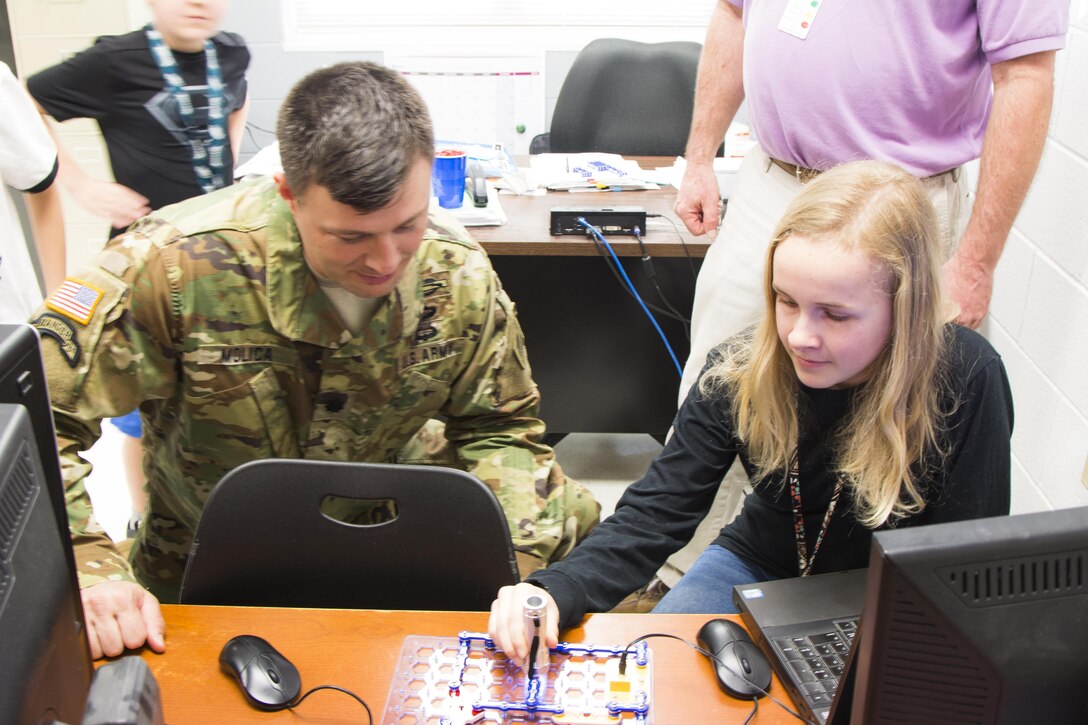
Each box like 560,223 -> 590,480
702,160 -> 948,528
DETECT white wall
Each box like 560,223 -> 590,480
7,0 -> 1088,510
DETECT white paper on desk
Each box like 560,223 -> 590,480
529,153 -> 654,190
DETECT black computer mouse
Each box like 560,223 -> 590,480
219,634 -> 302,710
696,618 -> 773,700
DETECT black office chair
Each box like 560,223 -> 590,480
178,460 -> 519,610
531,38 -> 722,157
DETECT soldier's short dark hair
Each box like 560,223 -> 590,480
277,61 -> 434,212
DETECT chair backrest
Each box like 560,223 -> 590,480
178,459 -> 519,609
547,38 -> 717,157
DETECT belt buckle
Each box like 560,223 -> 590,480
769,157 -> 819,183
796,164 -> 819,184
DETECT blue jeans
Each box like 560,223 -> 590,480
653,544 -> 778,615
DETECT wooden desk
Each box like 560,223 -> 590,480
471,157 -> 705,440
140,606 -> 793,724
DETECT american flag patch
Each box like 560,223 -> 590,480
46,278 -> 104,325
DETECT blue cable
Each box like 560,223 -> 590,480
577,217 -> 682,377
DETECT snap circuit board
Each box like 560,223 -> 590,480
382,632 -> 654,724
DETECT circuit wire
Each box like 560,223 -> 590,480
578,218 -> 682,377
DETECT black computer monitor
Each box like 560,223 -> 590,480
0,324 -> 73,567
847,506 -> 1088,724
0,324 -> 93,723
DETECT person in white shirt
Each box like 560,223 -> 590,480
0,61 -> 64,323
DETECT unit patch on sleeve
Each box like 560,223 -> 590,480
32,313 -> 82,368
46,278 -> 105,325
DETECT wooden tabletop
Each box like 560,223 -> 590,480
136,606 -> 796,724
472,156 -> 709,258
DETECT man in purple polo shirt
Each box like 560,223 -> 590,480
655,0 -> 1068,595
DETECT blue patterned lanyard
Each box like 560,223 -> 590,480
144,24 -> 227,194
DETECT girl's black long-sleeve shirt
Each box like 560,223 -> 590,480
531,325 -> 1013,629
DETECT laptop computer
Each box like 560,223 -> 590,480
734,568 -> 868,724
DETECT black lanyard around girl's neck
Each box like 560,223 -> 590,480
789,449 -> 848,576
144,24 -> 227,194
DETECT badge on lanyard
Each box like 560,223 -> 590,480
778,0 -> 823,40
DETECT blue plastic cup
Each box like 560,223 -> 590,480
432,151 -> 467,209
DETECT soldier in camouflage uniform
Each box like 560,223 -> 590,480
32,61 -> 599,659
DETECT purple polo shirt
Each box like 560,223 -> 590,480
731,0 -> 1068,176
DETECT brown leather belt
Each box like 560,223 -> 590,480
768,157 -> 959,184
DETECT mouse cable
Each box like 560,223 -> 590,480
616,632 -> 814,725
588,233 -> 691,326
644,213 -> 699,282
741,696 -> 759,725
290,685 -> 373,724
578,218 -> 683,378
634,226 -> 691,340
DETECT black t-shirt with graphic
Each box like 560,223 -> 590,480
28,29 -> 250,237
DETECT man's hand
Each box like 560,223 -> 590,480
80,581 -> 165,659
942,251 -> 994,329
674,162 -> 722,238
946,50 -> 1055,330
673,0 -> 744,239
68,177 -> 150,229
488,582 -> 559,670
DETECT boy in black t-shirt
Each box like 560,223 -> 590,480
29,0 -> 250,237
27,0 -> 250,535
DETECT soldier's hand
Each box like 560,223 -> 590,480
674,162 -> 723,239
80,581 -> 166,659
488,582 -> 559,670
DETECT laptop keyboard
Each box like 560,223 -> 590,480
772,618 -> 858,711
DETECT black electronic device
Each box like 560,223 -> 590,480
832,507 -> 1088,724
0,324 -> 94,725
82,657 -> 164,725
219,635 -> 302,710
0,324 -> 74,564
549,205 -> 647,236
696,618 -> 772,700
466,162 -> 489,207
734,569 -> 865,723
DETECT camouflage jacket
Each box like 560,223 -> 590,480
33,177 -> 598,601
